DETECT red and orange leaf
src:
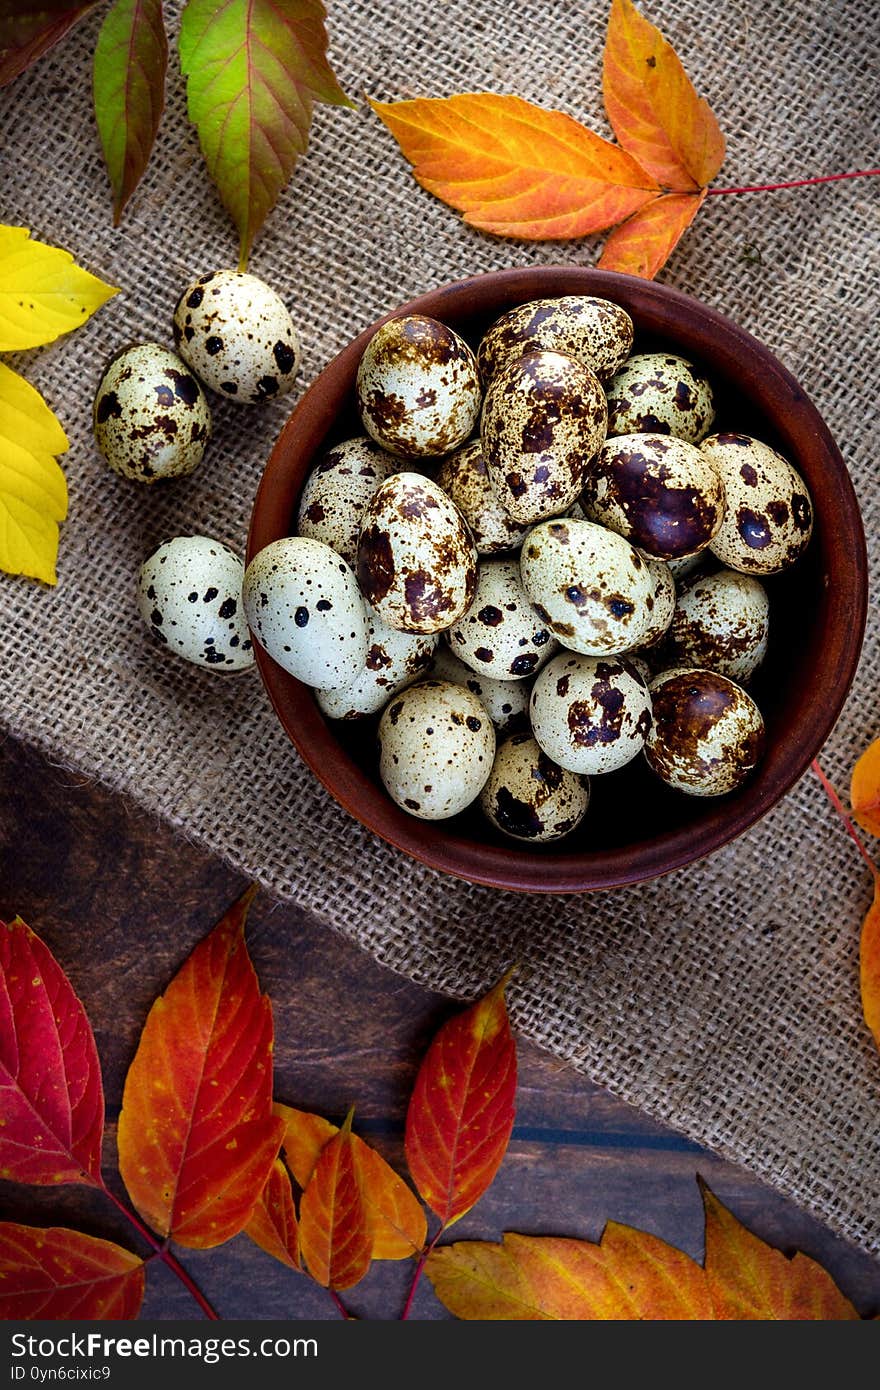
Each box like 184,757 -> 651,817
860,879 -> 880,1052
851,738 -> 880,838
0,1223 -> 144,1320
701,1183 -> 858,1319
0,3 -> 102,88
93,0 -> 169,224
0,916 -> 104,1187
117,888 -> 284,1249
370,93 -> 659,240
245,1158 -> 300,1270
598,188 -> 705,278
277,1104 -> 426,1259
405,972 -> 517,1228
603,0 -> 725,190
298,1112 -> 372,1290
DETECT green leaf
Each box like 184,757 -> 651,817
0,2 -> 102,88
0,225 -> 118,352
0,362 -> 69,586
179,0 -> 353,268
93,0 -> 169,224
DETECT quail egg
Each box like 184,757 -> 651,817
430,646 -> 531,734
519,518 -> 656,655
667,551 -> 707,583
662,569 -> 770,683
378,679 -> 495,819
296,436 -> 398,566
531,653 -> 652,775
605,353 -> 715,443
93,344 -> 210,483
477,296 -> 634,385
638,556 -> 677,649
357,472 -> 477,633
243,537 -> 367,688
137,535 -> 253,671
435,439 -> 529,554
172,269 -> 301,403
702,433 -> 813,574
480,733 -> 590,842
582,433 -> 725,559
482,350 -> 608,524
356,315 -> 481,458
645,667 -> 765,795
315,606 -> 437,719
446,557 -> 559,680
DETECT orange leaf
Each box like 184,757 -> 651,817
370,93 -> 659,240
245,1158 -> 301,1270
117,888 -> 284,1248
598,189 -> 706,278
860,879 -> 880,1051
276,1104 -> 426,1259
405,972 -> 517,1228
603,0 -> 725,190
0,1223 -> 144,1319
702,1183 -> 858,1319
851,738 -> 880,837
298,1111 -> 372,1290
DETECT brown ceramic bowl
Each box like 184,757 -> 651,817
247,267 -> 867,893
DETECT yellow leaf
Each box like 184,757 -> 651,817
0,363 -> 69,585
851,738 -> 880,838
0,226 -> 117,351
860,878 -> 880,1052
598,189 -> 706,278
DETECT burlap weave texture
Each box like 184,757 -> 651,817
1,0 -> 878,1253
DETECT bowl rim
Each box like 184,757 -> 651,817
247,265 -> 868,894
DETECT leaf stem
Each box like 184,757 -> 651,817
707,169 -> 879,196
811,758 -> 879,879
401,1229 -> 443,1320
99,1182 -> 220,1320
328,1289 -> 352,1319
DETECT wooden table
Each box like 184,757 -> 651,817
2,735 -> 879,1320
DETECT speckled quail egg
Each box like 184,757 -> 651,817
137,535 -> 253,671
356,315 -> 481,458
430,646 -> 531,734
357,472 -> 477,633
605,353 -> 715,443
243,537 -> 367,689
702,433 -> 813,574
94,344 -> 210,483
435,439 -> 529,554
296,436 -> 398,566
582,433 -> 725,560
519,518 -> 656,655
667,551 -> 707,583
482,351 -> 607,524
480,733 -> 590,842
172,269 -> 301,404
638,556 -> 677,649
378,679 -> 495,819
662,569 -> 770,683
477,296 -> 634,385
531,653 -> 652,775
645,667 -> 765,795
315,606 -> 436,719
446,557 -> 559,680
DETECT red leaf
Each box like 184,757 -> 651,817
405,972 -> 517,1227
598,189 -> 706,278
298,1111 -> 372,1290
0,3 -> 102,88
0,916 -> 104,1186
0,1223 -> 144,1319
245,1158 -> 301,1270
117,888 -> 284,1248
93,0 -> 168,223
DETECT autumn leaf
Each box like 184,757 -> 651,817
861,879 -> 880,1051
245,1158 -> 301,1270
0,1224 -> 145,1320
178,0 -> 353,268
93,0 -> 168,224
851,738 -> 880,838
0,2 -> 102,88
599,189 -> 706,276
298,1110 -> 372,1290
117,887 -> 284,1249
405,971 -> 517,1228
0,226 -> 117,351
0,364 -> 69,584
0,916 -> 104,1186
602,0 -> 725,190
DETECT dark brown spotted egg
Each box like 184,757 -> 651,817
662,570 -> 770,683
93,344 -> 210,483
296,436 -> 398,566
316,606 -> 437,719
519,518 -> 655,655
645,667 -> 765,796
477,296 -> 634,385
137,535 -> 253,671
434,439 -> 529,554
357,473 -> 477,634
605,353 -> 715,443
582,433 -> 725,560
446,557 -> 559,680
356,315 -> 481,458
378,679 -> 495,819
172,269 -> 301,404
482,351 -> 607,524
480,733 -> 589,843
702,433 -> 813,574
531,653 -> 652,775
636,556 -> 677,649
430,646 -> 531,734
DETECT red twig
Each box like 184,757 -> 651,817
401,1229 -> 443,1320
100,1182 -> 220,1320
328,1289 -> 352,1319
811,758 -> 879,879
707,169 -> 880,196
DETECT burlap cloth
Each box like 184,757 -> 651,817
2,0 -> 879,1254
